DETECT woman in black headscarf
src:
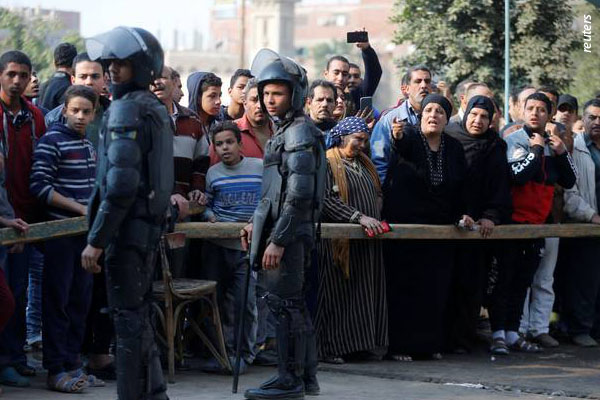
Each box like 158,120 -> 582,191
382,94 -> 473,359
445,95 -> 513,353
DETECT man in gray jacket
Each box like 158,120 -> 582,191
563,98 -> 600,347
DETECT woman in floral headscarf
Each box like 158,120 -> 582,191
315,116 -> 388,364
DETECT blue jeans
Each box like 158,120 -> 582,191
0,245 -> 40,367
200,241 -> 258,363
26,247 -> 44,342
42,236 -> 92,374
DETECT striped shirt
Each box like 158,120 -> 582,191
205,157 -> 263,223
30,123 -> 96,220
172,102 -> 210,194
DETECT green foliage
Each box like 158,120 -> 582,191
0,7 -> 83,80
568,2 -> 600,111
390,0 -> 578,97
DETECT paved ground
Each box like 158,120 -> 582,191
323,344 -> 600,399
2,367 -> 592,400
3,344 -> 599,399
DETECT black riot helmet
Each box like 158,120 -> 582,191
85,26 -> 163,88
251,49 -> 308,119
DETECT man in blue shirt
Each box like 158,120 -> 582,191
370,65 -> 432,182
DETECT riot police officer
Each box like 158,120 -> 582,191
240,50 -> 326,400
81,27 -> 173,400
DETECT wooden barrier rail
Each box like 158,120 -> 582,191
2,217 -> 600,245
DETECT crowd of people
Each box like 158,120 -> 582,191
0,25 -> 599,400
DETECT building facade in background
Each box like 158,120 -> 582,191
187,0 -> 409,108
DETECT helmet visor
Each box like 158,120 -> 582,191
250,48 -> 281,77
86,27 -> 143,61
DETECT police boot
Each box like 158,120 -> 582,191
114,306 -> 169,400
303,330 -> 319,396
245,312 -> 304,399
114,308 -> 146,400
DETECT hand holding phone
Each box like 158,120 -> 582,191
347,31 -> 369,44
359,96 -> 372,111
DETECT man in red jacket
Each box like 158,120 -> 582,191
0,50 -> 45,387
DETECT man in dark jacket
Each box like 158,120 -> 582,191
323,38 -> 382,114
488,92 -> 576,356
39,43 -> 77,111
45,52 -> 109,149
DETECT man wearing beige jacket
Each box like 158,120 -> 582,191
563,98 -> 600,347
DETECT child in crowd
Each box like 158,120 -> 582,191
30,85 -> 101,393
201,121 -> 263,373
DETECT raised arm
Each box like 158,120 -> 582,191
357,45 -> 382,98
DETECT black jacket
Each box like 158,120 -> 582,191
39,71 -> 72,111
349,46 -> 382,111
446,122 -> 512,224
383,126 -> 467,225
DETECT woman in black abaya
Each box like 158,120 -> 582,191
382,94 -> 472,359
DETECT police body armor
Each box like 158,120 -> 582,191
87,89 -> 173,400
249,113 -> 326,267
88,89 -> 174,249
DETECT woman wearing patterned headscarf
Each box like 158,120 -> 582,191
382,94 -> 473,360
315,117 -> 388,364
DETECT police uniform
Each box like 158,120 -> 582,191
244,49 -> 326,400
85,27 -> 173,400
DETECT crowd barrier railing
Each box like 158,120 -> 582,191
2,217 -> 600,245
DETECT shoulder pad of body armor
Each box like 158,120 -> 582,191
108,99 -> 143,140
283,122 -> 319,152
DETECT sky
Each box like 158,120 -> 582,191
4,0 -> 212,49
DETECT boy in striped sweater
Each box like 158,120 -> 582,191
201,121 -> 263,373
30,85 -> 100,392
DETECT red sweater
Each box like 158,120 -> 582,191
0,98 -> 46,221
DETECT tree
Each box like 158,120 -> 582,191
390,0 -> 578,99
567,2 -> 600,110
0,8 -> 83,80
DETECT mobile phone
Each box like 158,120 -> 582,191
359,96 -> 372,111
347,31 -> 368,43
